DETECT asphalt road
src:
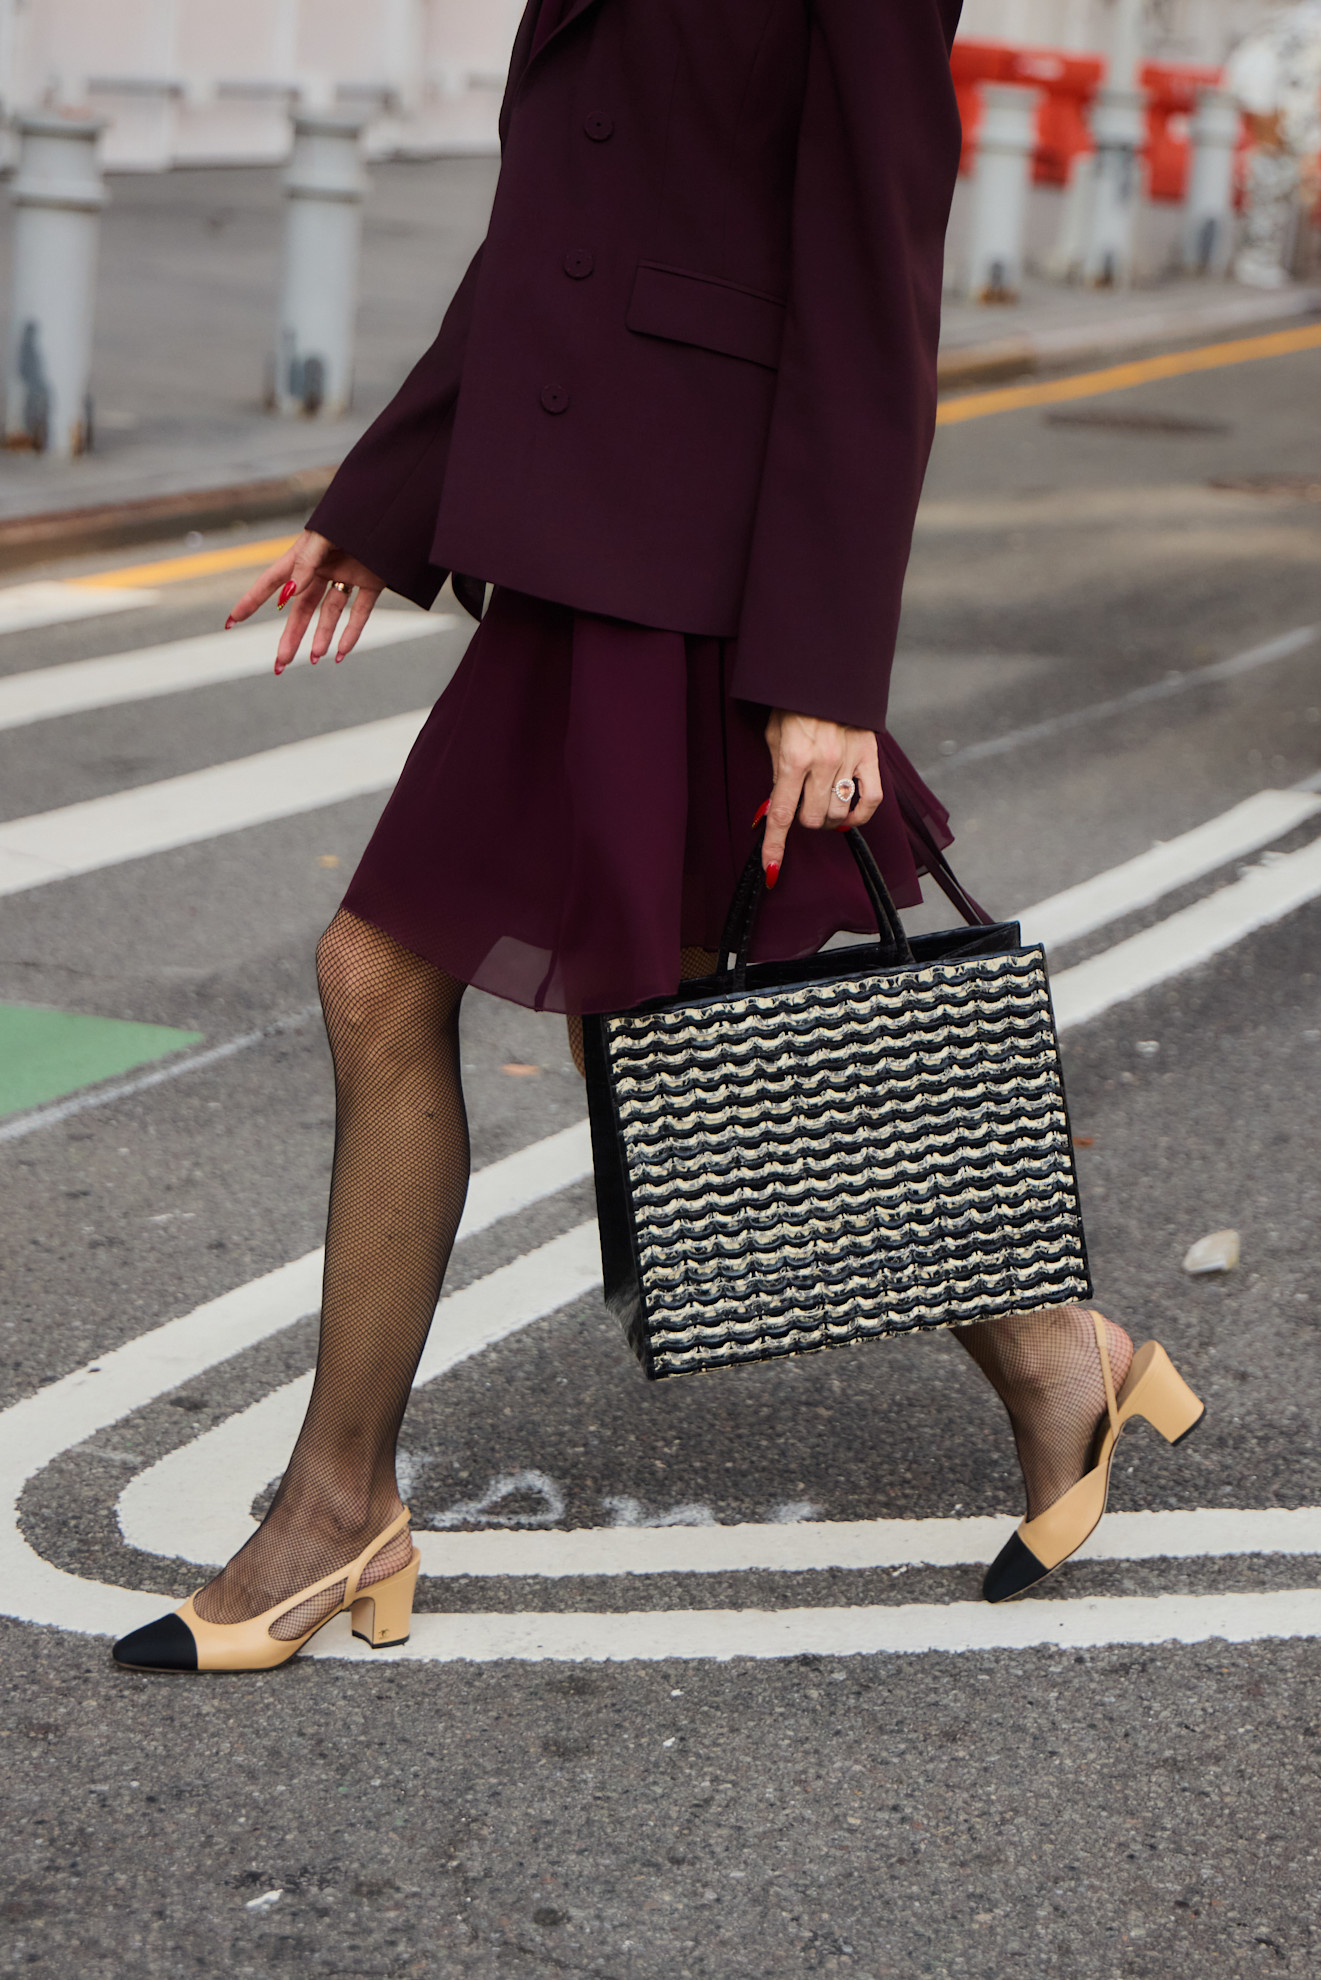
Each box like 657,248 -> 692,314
1,339 -> 1320,1978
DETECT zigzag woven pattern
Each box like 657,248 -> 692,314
602,948 -> 1090,1376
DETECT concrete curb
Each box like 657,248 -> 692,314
0,464 -> 335,573
936,282 -> 1321,389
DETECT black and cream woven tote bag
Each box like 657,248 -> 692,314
583,830 -> 1092,1380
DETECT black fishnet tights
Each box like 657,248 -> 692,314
194,911 -> 469,1637
956,1304 -> 1134,1521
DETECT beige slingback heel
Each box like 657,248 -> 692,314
983,1314 -> 1204,1604
112,1507 -> 419,1672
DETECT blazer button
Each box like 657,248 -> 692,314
583,112 -> 614,141
540,383 -> 571,415
563,248 -> 595,280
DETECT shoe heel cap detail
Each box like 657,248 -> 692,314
1172,1404 -> 1207,1448
348,1555 -> 417,1649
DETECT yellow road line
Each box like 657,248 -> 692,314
937,319 -> 1321,425
50,316 -> 1321,592
69,534 -> 298,592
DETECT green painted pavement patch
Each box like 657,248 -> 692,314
0,1003 -> 203,1121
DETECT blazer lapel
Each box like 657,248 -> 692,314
537,0 -> 608,48
501,0 -> 610,145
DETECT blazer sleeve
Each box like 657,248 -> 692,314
730,0 -> 963,732
305,244 -> 485,610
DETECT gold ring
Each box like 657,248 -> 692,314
331,580 -> 352,595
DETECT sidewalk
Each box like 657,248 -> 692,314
0,158 -> 1318,568
939,271 -> 1321,385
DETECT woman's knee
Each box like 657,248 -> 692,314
316,911 -> 455,1056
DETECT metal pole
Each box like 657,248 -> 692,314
1183,86 -> 1240,275
1107,0 -> 1145,93
4,114 -> 108,458
965,84 -> 1042,302
1082,0 -> 1147,286
272,111 -> 367,419
1082,84 -> 1145,284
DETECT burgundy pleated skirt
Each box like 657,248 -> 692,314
343,587 -> 954,1016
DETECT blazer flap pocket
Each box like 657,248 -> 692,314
626,263 -> 786,370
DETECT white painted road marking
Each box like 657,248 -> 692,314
924,623 -> 1319,777
1020,788 -> 1321,951
2,1110 -> 1317,1657
412,1506 -> 1321,1577
0,708 -> 430,896
298,1588 -> 1321,1664
454,1120 -> 593,1244
0,610 -> 451,732
1051,831 -> 1321,1030
0,578 -> 159,635
117,1224 -> 604,1565
0,1133 -> 597,1636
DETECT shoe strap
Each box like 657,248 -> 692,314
263,1505 -> 414,1632
1090,1311 -> 1120,1436
343,1505 -> 413,1604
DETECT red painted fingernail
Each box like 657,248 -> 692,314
765,861 -> 781,890
310,651 -> 321,664
334,651 -> 345,664
751,799 -> 770,827
224,615 -> 236,630
277,580 -> 297,609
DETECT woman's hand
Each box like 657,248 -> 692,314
226,529 -> 387,676
760,709 -> 883,885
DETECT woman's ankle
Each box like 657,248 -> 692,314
261,1482 -> 405,1551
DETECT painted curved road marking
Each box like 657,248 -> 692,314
3,1174 -> 1319,1660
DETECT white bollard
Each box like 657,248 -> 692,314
4,113 -> 107,458
1082,85 -> 1145,285
965,84 -> 1041,302
272,111 -> 367,419
1183,86 -> 1241,276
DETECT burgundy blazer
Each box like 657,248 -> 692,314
309,0 -> 963,731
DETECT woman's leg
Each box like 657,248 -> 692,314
956,1305 -> 1135,1521
193,910 -> 470,1634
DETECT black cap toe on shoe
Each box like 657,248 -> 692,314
112,1612 -> 198,1672
982,1530 -> 1049,1605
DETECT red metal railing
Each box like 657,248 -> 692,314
952,40 -> 1251,204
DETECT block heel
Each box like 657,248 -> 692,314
1123,1340 -> 1206,1446
983,1315 -> 1204,1605
351,1549 -> 419,1648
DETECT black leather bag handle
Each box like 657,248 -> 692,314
717,826 -> 914,990
898,798 -> 994,928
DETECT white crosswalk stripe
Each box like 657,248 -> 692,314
1052,832 -> 1321,1029
0,578 -> 159,635
0,609 -> 450,731
0,708 -> 428,895
1019,788 -> 1321,950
